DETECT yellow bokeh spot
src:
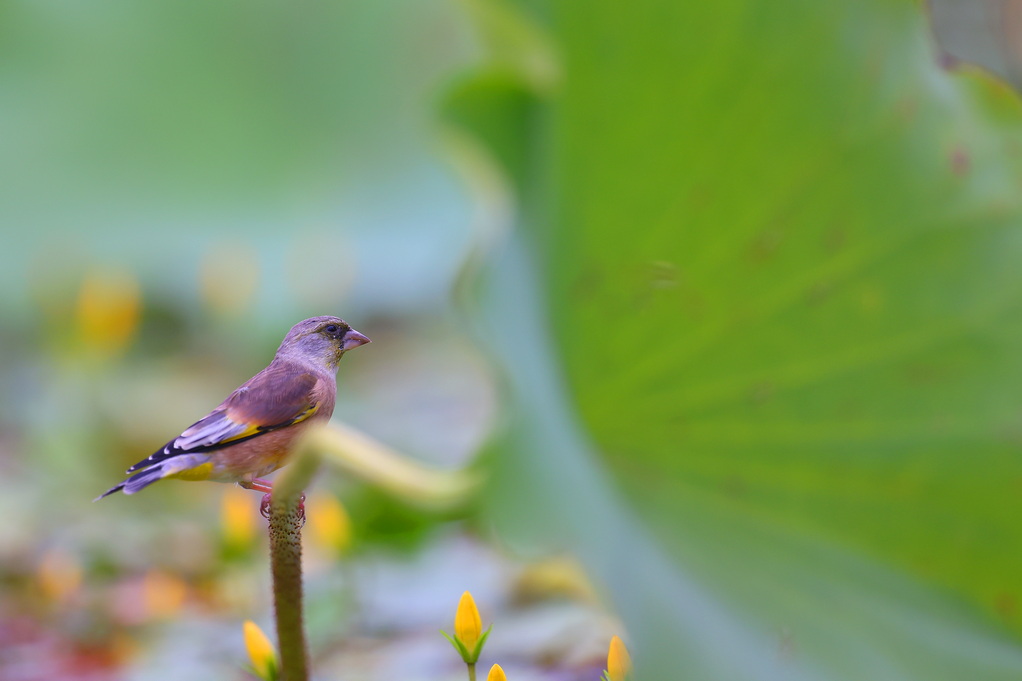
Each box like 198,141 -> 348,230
221,485 -> 258,550
607,635 -> 632,681
200,243 -> 260,317
455,591 -> 482,652
514,556 -> 597,604
37,548 -> 82,602
108,632 -> 139,666
243,620 -> 278,680
305,493 -> 352,555
142,570 -> 188,619
75,267 -> 141,356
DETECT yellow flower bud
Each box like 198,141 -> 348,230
487,663 -> 507,681
455,591 -> 482,652
441,591 -> 491,664
607,635 -> 632,681
243,620 -> 278,681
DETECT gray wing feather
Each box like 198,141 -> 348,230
175,412 -> 250,450
126,411 -> 251,473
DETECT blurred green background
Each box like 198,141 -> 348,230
4,0 -> 1022,680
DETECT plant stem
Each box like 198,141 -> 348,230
269,497 -> 307,680
468,662 -> 477,681
266,440 -> 322,681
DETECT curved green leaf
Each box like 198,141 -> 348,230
457,1 -> 1022,679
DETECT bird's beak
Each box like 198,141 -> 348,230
341,328 -> 371,351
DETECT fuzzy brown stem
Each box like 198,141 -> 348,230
267,442 -> 322,681
269,498 -> 307,680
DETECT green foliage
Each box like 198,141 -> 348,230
453,1 -> 1022,679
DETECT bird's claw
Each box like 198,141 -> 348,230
259,492 -> 306,525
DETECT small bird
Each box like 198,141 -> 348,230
96,316 -> 370,500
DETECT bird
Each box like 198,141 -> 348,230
96,316 -> 370,500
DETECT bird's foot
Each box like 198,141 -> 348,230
239,479 -> 274,494
259,491 -> 306,523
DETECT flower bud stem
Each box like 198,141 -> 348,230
467,662 -> 477,681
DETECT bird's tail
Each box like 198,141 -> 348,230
94,455 -> 210,501
94,465 -> 165,501
95,481 -> 126,500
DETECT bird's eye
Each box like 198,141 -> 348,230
323,324 -> 339,335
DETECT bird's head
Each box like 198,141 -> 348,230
276,316 -> 371,370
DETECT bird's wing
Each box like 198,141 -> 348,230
126,365 -> 321,473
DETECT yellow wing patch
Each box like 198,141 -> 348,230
218,423 -> 263,445
290,403 -> 320,425
167,462 -> 215,481
217,404 -> 320,446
